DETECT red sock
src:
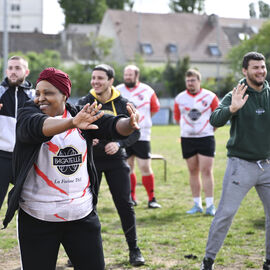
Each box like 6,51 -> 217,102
142,174 -> 155,201
130,173 -> 137,201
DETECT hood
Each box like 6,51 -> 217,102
239,78 -> 269,94
2,77 -> 33,90
89,86 -> 121,103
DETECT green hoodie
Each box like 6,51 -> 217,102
210,79 -> 270,160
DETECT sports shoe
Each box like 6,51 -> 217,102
205,205 -> 216,216
66,259 -> 73,267
148,197 -> 161,208
129,247 -> 145,266
200,257 -> 214,270
186,203 -> 203,214
263,260 -> 270,270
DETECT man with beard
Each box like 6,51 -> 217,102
200,52 -> 270,270
174,69 -> 219,216
116,65 -> 161,208
0,56 -> 34,209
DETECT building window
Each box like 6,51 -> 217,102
140,43 -> 153,55
166,43 -> 178,54
11,4 -> 20,11
238,33 -> 250,41
208,44 -> 221,56
11,24 -> 20,29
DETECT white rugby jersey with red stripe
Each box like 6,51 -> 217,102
116,82 -> 160,141
174,88 -> 219,138
20,110 -> 93,222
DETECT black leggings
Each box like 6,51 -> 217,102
0,156 -> 12,210
18,209 -> 105,270
95,159 -> 137,248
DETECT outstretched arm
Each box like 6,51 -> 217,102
115,102 -> 140,136
42,102 -> 104,137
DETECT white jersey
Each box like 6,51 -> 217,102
116,82 -> 160,141
174,88 -> 219,138
20,110 -> 93,222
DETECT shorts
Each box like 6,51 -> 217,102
126,141 -> 151,159
181,136 -> 215,159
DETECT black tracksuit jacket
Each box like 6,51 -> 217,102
3,100 -> 127,228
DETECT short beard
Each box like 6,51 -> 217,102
250,78 -> 264,87
124,82 -> 136,88
7,77 -> 24,87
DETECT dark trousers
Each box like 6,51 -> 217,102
18,209 -> 105,270
95,159 -> 137,249
0,156 -> 12,210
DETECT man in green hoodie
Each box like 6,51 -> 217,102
201,52 -> 270,270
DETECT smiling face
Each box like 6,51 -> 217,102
91,70 -> 113,97
6,58 -> 29,86
34,80 -> 66,117
242,59 -> 267,91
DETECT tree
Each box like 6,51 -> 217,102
249,1 -> 270,18
259,0 -> 270,18
83,33 -> 114,63
163,56 -> 190,97
227,20 -> 270,81
106,0 -> 132,9
58,0 -> 107,25
58,0 -> 133,25
169,0 -> 205,13
249,2 -> 257,18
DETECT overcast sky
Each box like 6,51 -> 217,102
43,0 -> 269,34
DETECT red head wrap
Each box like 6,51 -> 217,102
36,67 -> 71,99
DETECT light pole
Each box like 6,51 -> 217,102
2,0 -> 9,80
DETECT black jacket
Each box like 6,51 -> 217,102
3,100 -> 127,228
0,77 -> 34,158
77,87 -> 140,162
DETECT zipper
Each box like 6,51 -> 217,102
15,87 -> 18,118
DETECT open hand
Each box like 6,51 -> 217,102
126,103 -> 140,130
73,101 -> 104,130
230,83 -> 249,113
0,103 -> 3,110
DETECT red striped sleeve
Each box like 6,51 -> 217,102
150,93 -> 160,113
174,102 -> 181,123
210,95 -> 219,112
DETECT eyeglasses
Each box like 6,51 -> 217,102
185,79 -> 197,83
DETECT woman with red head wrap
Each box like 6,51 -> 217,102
3,67 -> 139,270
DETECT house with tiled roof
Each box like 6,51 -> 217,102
98,10 -> 266,79
0,10 -> 266,80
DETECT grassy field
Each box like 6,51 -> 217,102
0,125 -> 266,270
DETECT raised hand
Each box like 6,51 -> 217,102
73,101 -> 104,130
230,83 -> 249,113
126,103 -> 140,130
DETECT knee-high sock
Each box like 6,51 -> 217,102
142,174 -> 155,201
130,173 -> 137,201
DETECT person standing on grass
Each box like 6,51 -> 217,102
174,69 -> 219,216
116,65 -> 161,209
2,67 -> 140,270
0,55 -> 34,210
201,52 -> 270,270
77,64 -> 145,267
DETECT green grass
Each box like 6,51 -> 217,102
0,125 -> 266,269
